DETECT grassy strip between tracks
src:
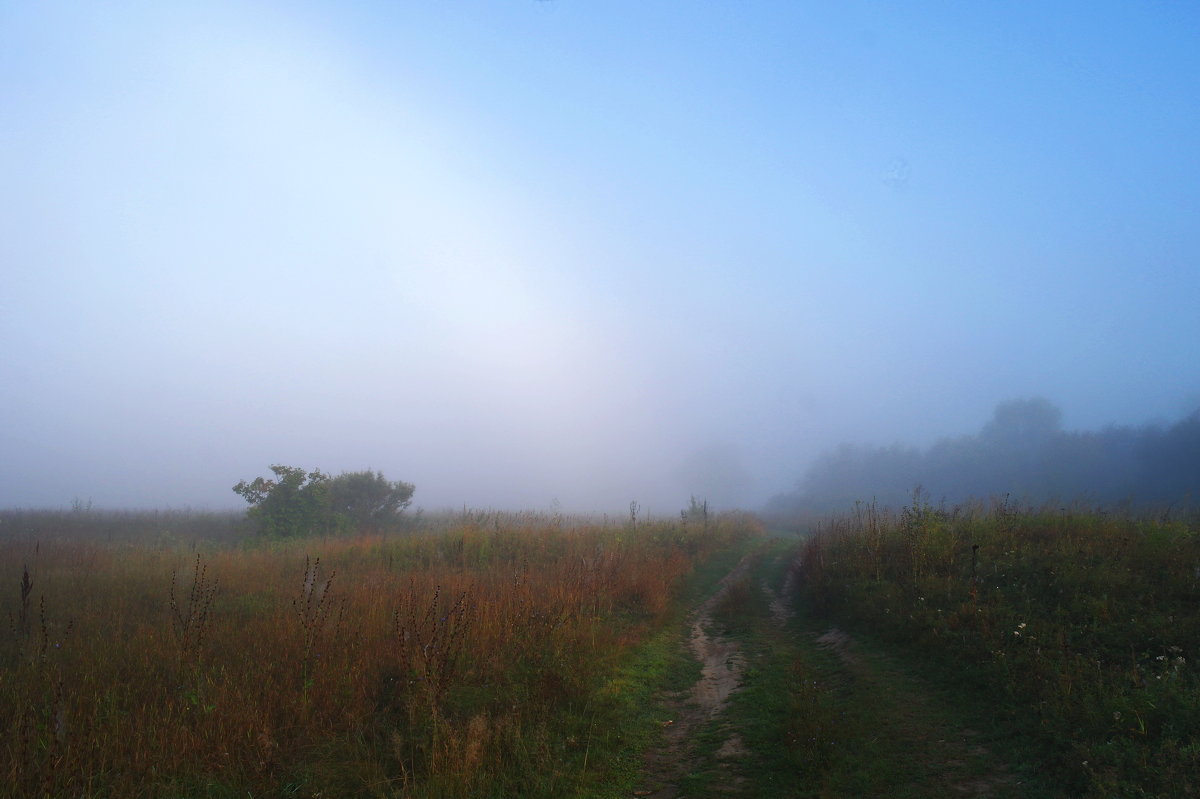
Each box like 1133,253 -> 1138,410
683,537 -> 1041,798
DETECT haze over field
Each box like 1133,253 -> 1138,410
3,2 -> 1198,512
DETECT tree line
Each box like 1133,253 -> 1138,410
768,398 -> 1200,516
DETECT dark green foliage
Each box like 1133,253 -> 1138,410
233,465 -> 415,538
327,470 -> 414,532
233,465 -> 336,538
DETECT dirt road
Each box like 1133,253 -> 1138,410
633,544 -> 1023,798
636,555 -> 752,797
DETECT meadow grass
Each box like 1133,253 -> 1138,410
797,498 -> 1200,798
0,511 -> 759,798
0,508 -> 251,546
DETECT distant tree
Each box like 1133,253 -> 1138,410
981,397 -> 1062,448
233,465 -> 416,537
328,470 -> 415,532
233,465 -> 334,538
681,495 -> 710,530
797,442 -> 923,512
1134,408 -> 1200,507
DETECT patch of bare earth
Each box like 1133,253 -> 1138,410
636,556 -> 753,797
763,555 -> 799,628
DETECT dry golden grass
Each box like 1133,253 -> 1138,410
0,514 -> 758,797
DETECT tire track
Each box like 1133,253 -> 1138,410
636,555 -> 753,797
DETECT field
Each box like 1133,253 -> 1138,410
0,509 -> 758,798
3,500 -> 1198,798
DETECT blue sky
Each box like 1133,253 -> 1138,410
2,1 -> 1198,511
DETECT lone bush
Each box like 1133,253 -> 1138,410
233,465 -> 414,537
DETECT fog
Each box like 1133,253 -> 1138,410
3,3 -> 1198,514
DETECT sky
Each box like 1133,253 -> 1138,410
2,1 -> 1198,513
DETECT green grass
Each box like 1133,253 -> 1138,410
799,500 -> 1200,798
666,535 -> 1037,798
576,539 -> 756,798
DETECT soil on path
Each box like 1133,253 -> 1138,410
636,555 -> 753,798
